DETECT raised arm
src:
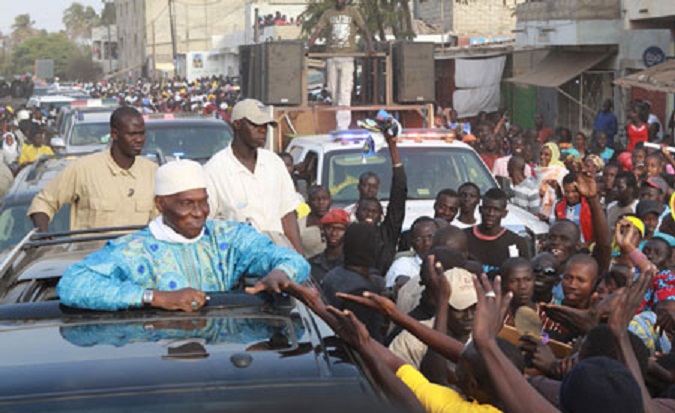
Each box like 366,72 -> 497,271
576,168 -> 611,273
608,268 -> 656,413
472,273 -> 560,413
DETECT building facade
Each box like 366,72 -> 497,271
414,0 -> 524,43
508,0 -> 672,136
92,26 -> 119,74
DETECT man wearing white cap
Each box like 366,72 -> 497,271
57,160 -> 310,312
204,99 -> 303,254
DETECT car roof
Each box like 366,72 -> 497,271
0,300 -> 374,409
71,111 -> 112,124
289,129 -> 476,152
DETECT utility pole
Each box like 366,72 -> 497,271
168,0 -> 178,77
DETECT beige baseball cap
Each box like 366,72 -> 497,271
231,99 -> 277,126
445,268 -> 478,310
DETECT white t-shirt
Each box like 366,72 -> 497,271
385,255 -> 422,288
204,146 -> 300,233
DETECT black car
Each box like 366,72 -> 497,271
0,229 -> 387,413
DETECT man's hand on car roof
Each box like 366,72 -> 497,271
152,287 -> 208,312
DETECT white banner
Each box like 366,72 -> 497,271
452,56 -> 506,117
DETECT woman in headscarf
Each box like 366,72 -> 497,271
537,142 -> 567,218
2,131 -> 19,166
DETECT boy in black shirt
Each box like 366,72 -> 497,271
464,188 -> 530,278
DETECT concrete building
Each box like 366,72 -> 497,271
92,26 -> 119,74
114,0 -> 310,79
413,0 -> 524,44
507,0 -> 671,136
115,0 -> 250,78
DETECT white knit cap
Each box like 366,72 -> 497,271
154,160 -> 206,196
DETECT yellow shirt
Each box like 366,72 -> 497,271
28,150 -> 158,231
18,144 -> 54,164
396,364 -> 502,413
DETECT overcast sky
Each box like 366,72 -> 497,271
0,0 -> 103,34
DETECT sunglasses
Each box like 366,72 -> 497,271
533,267 -> 557,276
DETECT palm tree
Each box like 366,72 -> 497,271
62,2 -> 100,42
299,0 -> 415,43
11,14 -> 37,44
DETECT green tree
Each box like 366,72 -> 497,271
66,49 -> 102,81
63,2 -> 100,41
11,14 -> 38,44
11,33 -> 80,78
300,0 -> 414,42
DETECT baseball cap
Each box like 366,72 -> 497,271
320,209 -> 350,226
636,199 -> 664,219
445,268 -> 478,310
642,176 -> 670,193
231,99 -> 277,126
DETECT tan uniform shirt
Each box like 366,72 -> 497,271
28,150 -> 158,230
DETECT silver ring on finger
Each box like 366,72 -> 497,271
484,291 -> 497,299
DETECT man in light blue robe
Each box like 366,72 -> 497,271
57,160 -> 310,312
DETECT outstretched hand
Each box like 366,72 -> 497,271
472,273 -> 512,346
336,291 -> 397,319
245,270 -> 291,295
326,306 -> 372,351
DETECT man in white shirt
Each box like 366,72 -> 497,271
204,99 -> 303,253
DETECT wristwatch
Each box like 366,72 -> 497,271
142,289 -> 154,306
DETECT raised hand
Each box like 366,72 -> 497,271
426,255 -> 452,306
472,273 -> 512,346
614,218 -> 641,253
607,268 -> 655,337
575,167 -> 598,199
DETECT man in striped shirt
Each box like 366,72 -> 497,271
508,155 -> 540,215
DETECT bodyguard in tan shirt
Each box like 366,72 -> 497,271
28,107 -> 158,232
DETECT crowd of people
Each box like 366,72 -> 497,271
5,63 -> 675,411
277,97 -> 675,412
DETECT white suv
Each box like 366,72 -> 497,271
286,129 -> 548,252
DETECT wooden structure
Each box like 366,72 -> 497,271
269,50 -> 435,152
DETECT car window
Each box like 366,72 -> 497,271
304,151 -> 319,186
324,147 -> 495,204
0,203 -> 70,253
70,122 -> 110,146
144,123 -> 233,163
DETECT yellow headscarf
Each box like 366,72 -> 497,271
543,142 -> 564,167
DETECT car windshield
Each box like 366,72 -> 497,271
324,146 -> 496,205
70,122 -> 110,146
144,123 -> 233,163
0,202 -> 70,252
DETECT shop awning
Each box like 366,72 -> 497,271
507,51 -> 613,88
614,60 -> 675,93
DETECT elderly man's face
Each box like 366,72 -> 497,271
156,188 -> 209,239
